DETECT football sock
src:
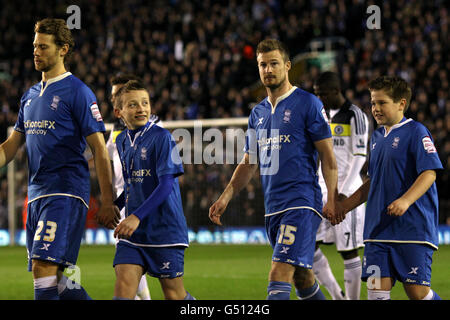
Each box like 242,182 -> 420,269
34,275 -> 59,300
184,291 -> 196,300
296,280 -> 326,300
344,256 -> 362,300
367,289 -> 390,300
313,248 -> 345,300
135,276 -> 151,300
267,281 -> 292,300
57,275 -> 92,300
422,289 -> 441,300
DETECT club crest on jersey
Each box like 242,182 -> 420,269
90,102 -> 103,122
283,109 -> 291,123
422,136 -> 437,153
141,147 -> 147,160
391,136 -> 400,149
334,125 -> 344,135
50,96 -> 60,111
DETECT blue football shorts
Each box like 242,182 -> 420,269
26,196 -> 88,271
361,242 -> 435,287
113,240 -> 186,279
265,208 -> 322,268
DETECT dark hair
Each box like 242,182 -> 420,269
256,39 -> 290,62
315,71 -> 341,91
110,73 -> 143,86
368,76 -> 412,112
113,80 -> 148,110
34,18 -> 74,64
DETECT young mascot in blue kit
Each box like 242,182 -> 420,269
112,80 -> 194,300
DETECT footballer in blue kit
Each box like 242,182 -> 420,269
0,19 -> 119,300
111,80 -> 194,300
210,39 -> 342,300
333,76 -> 443,300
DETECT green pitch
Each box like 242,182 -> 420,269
0,244 -> 449,300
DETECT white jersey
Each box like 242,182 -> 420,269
318,101 -> 369,197
317,100 -> 369,250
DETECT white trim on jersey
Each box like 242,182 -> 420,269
264,206 -> 324,219
27,193 -> 89,209
39,72 -> 72,96
118,239 -> 189,248
267,86 -> 297,114
363,239 -> 438,250
383,118 -> 413,137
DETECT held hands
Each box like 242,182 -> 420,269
323,199 -> 346,226
114,214 -> 141,239
95,203 -> 121,229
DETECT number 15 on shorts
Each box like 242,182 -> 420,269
278,224 -> 297,245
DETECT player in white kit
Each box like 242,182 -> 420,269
313,72 -> 369,300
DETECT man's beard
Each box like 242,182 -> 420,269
265,75 -> 286,90
35,54 -> 58,72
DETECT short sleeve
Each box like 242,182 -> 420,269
72,84 -> 105,137
306,96 -> 332,142
411,124 -> 443,174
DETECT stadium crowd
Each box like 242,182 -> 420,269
0,0 -> 448,229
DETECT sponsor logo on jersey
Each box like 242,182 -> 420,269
257,135 -> 291,152
24,119 -> 56,135
130,168 -> 151,183
90,102 -> 103,122
257,117 -> 264,126
25,99 -> 32,107
422,136 -> 437,153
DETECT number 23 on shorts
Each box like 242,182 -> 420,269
278,224 -> 297,245
34,220 -> 58,242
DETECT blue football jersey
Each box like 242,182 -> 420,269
366,118 -> 443,249
116,121 -> 189,247
14,72 -> 105,206
245,86 -> 332,217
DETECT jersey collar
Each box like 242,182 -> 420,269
267,86 -> 297,114
383,117 -> 412,137
126,121 -> 154,147
39,72 -> 72,96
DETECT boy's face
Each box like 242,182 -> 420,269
370,89 -> 406,128
114,90 -> 151,130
